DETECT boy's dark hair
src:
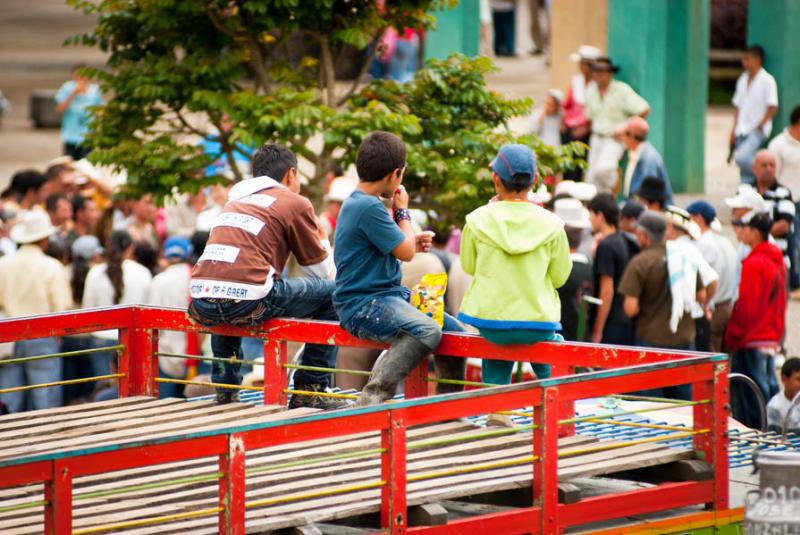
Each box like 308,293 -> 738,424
11,170 -> 47,196
45,193 -> 68,214
781,357 -> 800,378
501,173 -> 534,193
790,105 -> 800,126
587,193 -> 619,227
356,131 -> 406,182
745,44 -> 765,63
565,226 -> 584,250
251,143 -> 297,181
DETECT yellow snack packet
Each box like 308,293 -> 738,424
410,273 -> 448,327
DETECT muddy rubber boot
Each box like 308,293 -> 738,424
433,355 -> 466,395
357,333 -> 431,406
288,383 -> 354,410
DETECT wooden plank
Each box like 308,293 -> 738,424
0,399 -> 219,447
0,396 -> 153,425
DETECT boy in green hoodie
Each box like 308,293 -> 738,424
459,144 -> 572,385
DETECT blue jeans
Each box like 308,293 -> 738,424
734,131 -> 766,185
189,277 -> 339,389
0,337 -> 61,413
633,340 -> 694,401
789,201 -> 800,290
479,329 -> 560,385
730,347 -> 779,429
341,295 -> 466,391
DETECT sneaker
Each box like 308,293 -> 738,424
288,383 -> 354,410
215,390 -> 240,405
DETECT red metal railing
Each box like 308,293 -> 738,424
0,306 -> 731,534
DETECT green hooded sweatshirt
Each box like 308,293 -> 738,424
457,201 -> 572,330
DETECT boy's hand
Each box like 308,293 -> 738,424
415,231 -> 434,253
392,186 -> 409,210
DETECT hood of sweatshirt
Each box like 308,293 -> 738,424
464,201 -> 565,255
750,240 -> 785,268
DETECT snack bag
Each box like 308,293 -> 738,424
409,273 -> 447,327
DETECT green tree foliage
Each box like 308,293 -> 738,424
67,0 -> 583,226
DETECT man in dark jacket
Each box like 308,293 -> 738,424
725,211 -> 787,429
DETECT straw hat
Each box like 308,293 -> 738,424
10,210 -> 56,244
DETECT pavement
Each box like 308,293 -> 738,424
0,0 -> 797,357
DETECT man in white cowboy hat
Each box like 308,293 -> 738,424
585,57 -> 650,194
0,210 -> 71,413
554,198 -> 594,341
319,175 -> 357,245
563,45 -> 601,146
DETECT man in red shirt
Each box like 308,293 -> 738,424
725,211 -> 787,429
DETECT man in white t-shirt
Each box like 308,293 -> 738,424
730,45 -> 778,185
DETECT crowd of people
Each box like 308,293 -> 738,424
0,42 -> 798,436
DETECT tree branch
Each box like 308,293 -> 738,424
209,115 -> 245,182
174,110 -> 208,137
336,30 -> 385,107
309,31 -> 337,108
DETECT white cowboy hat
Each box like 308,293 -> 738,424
10,210 -> 56,244
569,45 -> 602,63
572,182 -> 598,202
666,205 -> 701,240
554,198 -> 591,229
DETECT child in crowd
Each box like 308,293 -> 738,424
333,131 -> 466,406
458,144 -> 572,385
766,357 -> 800,435
530,89 -> 564,147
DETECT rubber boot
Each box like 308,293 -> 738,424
357,333 -> 431,406
288,383 -> 353,410
434,355 -> 466,395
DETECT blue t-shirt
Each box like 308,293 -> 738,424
55,81 -> 103,145
199,137 -> 255,178
333,190 -> 409,324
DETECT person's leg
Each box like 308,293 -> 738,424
709,301 -> 732,353
601,322 -> 634,346
733,131 -> 764,185
344,296 -> 442,405
481,359 -> 515,385
528,0 -> 544,52
730,348 -> 772,429
694,317 -> 711,352
0,359 -> 25,413
433,313 -> 467,394
241,337 -> 264,361
593,138 -> 624,193
264,278 -> 340,390
23,337 -> 62,410
61,336 -> 94,404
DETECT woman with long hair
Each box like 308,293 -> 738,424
82,230 -> 152,399
61,235 -> 104,404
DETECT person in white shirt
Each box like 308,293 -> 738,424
82,230 -> 153,380
147,236 -> 193,398
0,211 -> 71,412
766,357 -> 800,435
530,89 -> 564,147
686,201 -> 738,353
730,45 -> 778,185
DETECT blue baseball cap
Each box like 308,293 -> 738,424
163,236 -> 193,260
490,143 -> 536,187
686,200 -> 716,224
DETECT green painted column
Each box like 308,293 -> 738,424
424,0 -> 480,60
608,0 -> 709,194
748,0 -> 800,136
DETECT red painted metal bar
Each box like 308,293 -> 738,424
711,361 -> 731,510
549,362 -> 575,436
0,460 -> 51,488
540,387 -> 560,535
64,436 -> 227,477
133,307 -> 707,368
262,339 -> 287,406
219,433 -> 246,535
382,410 -> 408,534
405,362 -> 428,399
407,507 -> 540,534
44,460 -> 72,535
559,481 -> 714,528
0,307 -> 133,343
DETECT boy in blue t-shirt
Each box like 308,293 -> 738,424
333,131 -> 466,406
